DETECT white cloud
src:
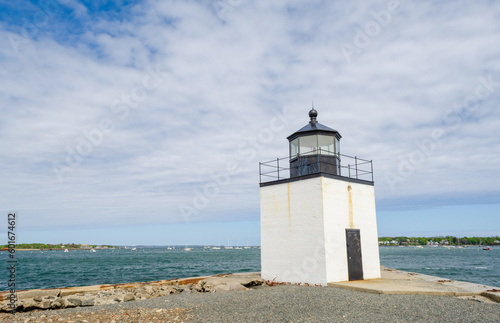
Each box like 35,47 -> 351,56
1,0 -> 500,235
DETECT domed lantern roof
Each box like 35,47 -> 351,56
287,108 -> 342,142
287,108 -> 342,163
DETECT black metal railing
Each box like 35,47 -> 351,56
259,149 -> 373,184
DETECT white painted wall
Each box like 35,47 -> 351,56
261,175 -> 380,285
322,177 -> 381,281
260,180 -> 327,285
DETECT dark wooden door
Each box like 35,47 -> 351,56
346,229 -> 363,281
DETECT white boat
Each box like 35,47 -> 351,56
184,247 -> 192,251
131,247 -> 137,251
64,249 -> 69,252
224,246 -> 233,249
211,247 -> 220,250
235,247 -> 243,250
243,246 -> 251,249
90,249 -> 96,252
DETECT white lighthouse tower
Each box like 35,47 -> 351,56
259,108 -> 380,285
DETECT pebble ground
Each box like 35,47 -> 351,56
1,285 -> 499,322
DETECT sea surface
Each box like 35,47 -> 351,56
1,246 -> 498,291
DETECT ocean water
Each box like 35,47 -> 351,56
379,246 -> 500,287
0,246 -> 498,291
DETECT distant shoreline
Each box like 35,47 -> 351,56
0,248 -> 117,251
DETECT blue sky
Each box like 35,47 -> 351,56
1,0 -> 499,245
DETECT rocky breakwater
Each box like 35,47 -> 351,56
0,272 -> 266,313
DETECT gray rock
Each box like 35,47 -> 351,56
171,286 -> 184,294
113,297 -> 122,303
241,278 -> 265,288
193,283 -> 204,292
64,298 -> 82,307
0,302 -> 14,312
123,293 -> 135,302
51,298 -> 64,309
37,300 -> 52,309
81,298 -> 95,306
33,296 -> 42,302
20,300 -> 37,311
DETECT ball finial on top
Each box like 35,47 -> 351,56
309,107 -> 318,123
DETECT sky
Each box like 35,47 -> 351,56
1,0 -> 499,245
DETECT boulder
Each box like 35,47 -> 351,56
51,298 -> 64,309
20,300 -> 38,311
140,293 -> 151,299
170,286 -> 184,294
64,297 -> 82,307
81,298 -> 95,306
200,273 -> 263,293
123,293 -> 135,302
144,285 -> 154,294
192,283 -> 204,292
37,300 -> 52,309
481,291 -> 500,303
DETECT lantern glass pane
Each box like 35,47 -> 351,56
318,135 -> 334,155
290,138 -> 298,159
299,135 -> 317,155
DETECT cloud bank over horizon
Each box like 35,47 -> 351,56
1,0 -> 499,242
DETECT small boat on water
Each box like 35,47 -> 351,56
90,248 -> 96,252
131,247 -> 137,251
482,247 -> 492,251
211,247 -> 221,250
184,247 -> 192,251
64,249 -> 69,252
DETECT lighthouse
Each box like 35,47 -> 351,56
259,108 -> 381,285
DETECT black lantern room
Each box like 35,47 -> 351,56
287,108 -> 342,178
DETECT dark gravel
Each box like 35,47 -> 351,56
2,285 -> 499,322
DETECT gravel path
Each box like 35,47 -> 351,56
2,285 -> 499,322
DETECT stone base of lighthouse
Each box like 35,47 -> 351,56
260,175 -> 381,286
